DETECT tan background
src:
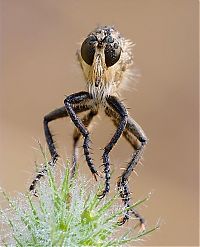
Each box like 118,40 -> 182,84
0,0 -> 199,246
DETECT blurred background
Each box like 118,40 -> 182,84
1,0 -> 199,246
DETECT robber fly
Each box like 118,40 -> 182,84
30,26 -> 147,227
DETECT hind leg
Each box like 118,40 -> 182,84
105,106 -> 147,227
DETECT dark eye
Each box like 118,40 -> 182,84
105,35 -> 114,43
105,41 -> 121,67
81,35 -> 97,65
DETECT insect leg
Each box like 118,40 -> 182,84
44,107 -> 68,163
105,107 -> 147,226
30,95 -> 92,195
72,109 -> 98,177
98,96 -> 128,199
105,107 -> 141,149
29,106 -> 68,194
64,91 -> 99,180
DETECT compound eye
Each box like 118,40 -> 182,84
81,35 -> 97,65
105,41 -> 121,67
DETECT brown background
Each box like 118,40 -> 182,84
0,0 -> 199,246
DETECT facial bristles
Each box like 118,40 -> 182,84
77,26 -> 134,101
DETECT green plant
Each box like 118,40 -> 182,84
0,153 -> 158,246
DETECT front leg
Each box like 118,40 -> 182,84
72,109 -> 98,177
64,91 -> 99,180
98,96 -> 128,198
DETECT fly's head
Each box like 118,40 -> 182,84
78,26 -> 133,100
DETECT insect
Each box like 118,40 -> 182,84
30,26 -> 147,228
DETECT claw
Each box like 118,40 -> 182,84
140,223 -> 146,232
33,191 -> 39,197
93,170 -> 103,181
97,190 -> 107,199
93,172 -> 98,181
134,221 -> 146,232
117,215 -> 128,226
29,186 -> 38,197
